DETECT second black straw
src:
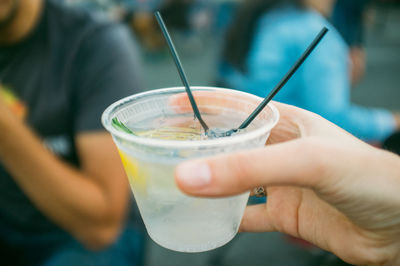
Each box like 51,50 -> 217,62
237,27 -> 329,131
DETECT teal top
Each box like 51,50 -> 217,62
219,7 -> 395,141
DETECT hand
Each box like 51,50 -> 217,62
175,101 -> 400,265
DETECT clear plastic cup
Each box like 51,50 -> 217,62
102,87 -> 279,252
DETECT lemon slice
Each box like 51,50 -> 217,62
118,150 -> 146,191
136,126 -> 203,140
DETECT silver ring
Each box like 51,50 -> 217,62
253,186 -> 266,197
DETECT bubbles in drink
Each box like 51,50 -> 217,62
115,113 -> 248,140
118,116 -> 251,252
127,157 -> 249,252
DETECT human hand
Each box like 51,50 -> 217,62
175,101 -> 400,265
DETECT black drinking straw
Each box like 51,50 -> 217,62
154,11 -> 209,132
235,27 -> 329,132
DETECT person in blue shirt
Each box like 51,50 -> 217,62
332,0 -> 370,85
218,0 -> 400,142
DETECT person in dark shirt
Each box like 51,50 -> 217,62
332,0 -> 370,85
218,0 -> 400,142
0,0 -> 145,265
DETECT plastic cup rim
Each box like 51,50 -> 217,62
101,86 -> 280,149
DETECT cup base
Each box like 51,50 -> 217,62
147,228 -> 238,253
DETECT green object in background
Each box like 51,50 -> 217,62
112,117 -> 135,135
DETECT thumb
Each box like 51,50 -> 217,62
175,138 -> 331,197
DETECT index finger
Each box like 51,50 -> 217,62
174,137 -> 332,197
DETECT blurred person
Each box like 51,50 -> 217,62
127,0 -> 212,53
128,11 -> 165,52
173,97 -> 400,266
332,0 -> 400,158
332,0 -> 371,85
160,0 -> 214,53
218,0 -> 400,142
124,0 -> 165,52
160,0 -> 212,31
212,0 -> 241,33
0,0 -> 145,265
383,131 -> 400,154
160,0 -> 193,30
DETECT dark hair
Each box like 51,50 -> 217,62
222,0 -> 304,72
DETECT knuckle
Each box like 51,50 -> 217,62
228,152 -> 254,189
300,137 -> 330,187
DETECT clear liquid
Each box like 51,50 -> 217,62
118,114 -> 252,252
125,113 -> 251,140
124,159 -> 249,252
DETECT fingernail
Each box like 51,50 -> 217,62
176,162 -> 211,188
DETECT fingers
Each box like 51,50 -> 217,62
168,91 -> 262,114
239,204 -> 275,232
169,92 -> 321,136
175,138 -> 330,197
239,187 -> 305,235
266,102 -> 358,144
168,91 -> 332,145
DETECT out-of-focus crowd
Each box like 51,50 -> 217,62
0,1 -> 399,266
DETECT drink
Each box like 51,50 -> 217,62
102,87 -> 279,252
119,117 -> 250,252
119,146 -> 249,252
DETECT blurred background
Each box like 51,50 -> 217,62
62,0 -> 400,108
18,0 -> 400,265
